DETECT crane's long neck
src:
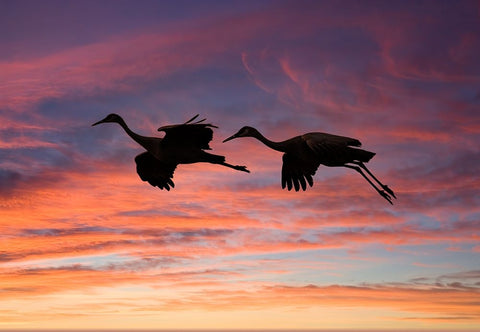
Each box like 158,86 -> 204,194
253,130 -> 287,153
116,118 -> 151,149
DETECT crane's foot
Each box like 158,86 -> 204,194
380,190 -> 393,205
233,165 -> 250,173
382,185 -> 396,199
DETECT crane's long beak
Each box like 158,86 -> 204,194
222,134 -> 238,143
92,115 -> 111,126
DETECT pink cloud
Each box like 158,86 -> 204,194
1,4 -> 297,113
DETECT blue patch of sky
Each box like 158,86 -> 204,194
208,248 -> 363,285
140,65 -> 280,119
36,93 -> 143,124
307,28 -> 378,73
358,242 -> 479,282
32,62 -> 279,137
0,145 -> 73,176
1,139 -> 66,169
31,252 -> 186,272
6,253 -> 131,270
238,199 -> 300,224
20,226 -> 126,237
216,241 -> 478,287
220,173 -> 278,192
34,98 -> 152,162
404,213 -> 442,230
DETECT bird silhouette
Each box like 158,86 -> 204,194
223,126 -> 396,204
92,114 -> 249,190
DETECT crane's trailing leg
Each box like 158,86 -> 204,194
353,162 -> 396,199
345,165 -> 393,204
201,151 -> 250,173
220,162 -> 250,173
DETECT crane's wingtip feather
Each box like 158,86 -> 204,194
185,114 -> 200,124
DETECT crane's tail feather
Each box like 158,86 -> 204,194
349,148 -> 375,163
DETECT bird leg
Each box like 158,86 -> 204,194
201,151 -> 249,173
345,165 -> 393,204
220,162 -> 250,173
353,162 -> 396,199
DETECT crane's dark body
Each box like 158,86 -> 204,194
223,126 -> 395,204
92,114 -> 248,190
280,132 -> 374,165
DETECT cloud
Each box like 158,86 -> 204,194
438,270 -> 480,286
104,279 -> 480,322
1,250 -> 479,324
0,2 -> 290,113
1,2 -> 479,329
0,169 -> 22,195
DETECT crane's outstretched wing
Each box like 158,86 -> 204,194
134,152 -> 177,191
158,115 -> 218,150
303,132 -> 361,155
303,132 -> 375,163
281,153 -> 320,191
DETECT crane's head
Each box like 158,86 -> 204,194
92,113 -> 123,126
223,126 -> 258,142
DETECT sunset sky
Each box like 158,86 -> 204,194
1,0 -> 479,330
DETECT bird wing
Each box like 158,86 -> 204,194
281,153 -> 320,192
134,152 -> 177,191
303,132 -> 361,156
158,115 -> 218,150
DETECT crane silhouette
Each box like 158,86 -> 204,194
92,114 -> 249,190
223,126 -> 396,204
